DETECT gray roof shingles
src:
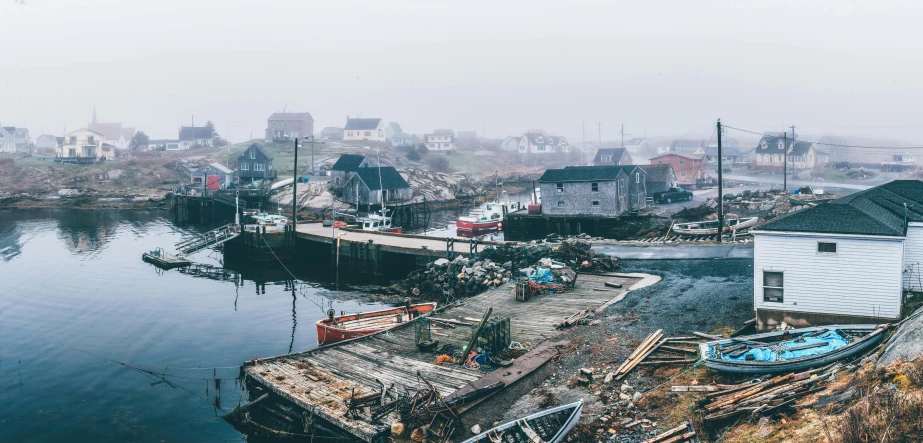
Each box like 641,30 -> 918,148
593,148 -> 629,163
759,180 -> 923,237
331,154 -> 367,171
539,165 -> 639,183
344,118 -> 382,130
354,166 -> 409,190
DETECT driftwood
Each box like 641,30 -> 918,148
642,420 -> 697,443
692,331 -> 723,340
614,330 -> 664,380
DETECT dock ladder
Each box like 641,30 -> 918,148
175,224 -> 240,255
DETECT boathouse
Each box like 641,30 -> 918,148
329,154 -> 368,191
190,162 -> 234,191
752,180 -> 923,329
640,164 -> 676,195
237,143 -> 274,183
538,165 -> 647,216
341,166 -> 411,206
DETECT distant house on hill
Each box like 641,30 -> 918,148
237,143 -> 274,182
640,164 -> 676,194
179,126 -> 214,149
623,138 -> 653,154
500,136 -> 521,152
148,139 -> 182,151
670,139 -> 705,153
330,154 -> 369,190
321,126 -> 344,140
752,136 -> 816,171
88,108 -> 132,150
385,122 -> 403,140
515,131 -> 568,154
35,134 -> 58,152
425,129 -> 456,151
649,152 -> 708,186
0,127 -> 16,153
390,133 -> 415,148
593,148 -> 633,166
342,166 -> 411,206
344,118 -> 385,141
55,128 -> 114,163
265,112 -> 314,142
538,165 -> 647,216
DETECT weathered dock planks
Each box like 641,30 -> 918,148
243,272 -> 641,442
296,222 -> 491,257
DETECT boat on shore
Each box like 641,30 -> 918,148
462,401 -> 583,443
356,210 -> 403,234
672,216 -> 758,236
141,247 -> 192,269
698,324 -> 888,374
315,302 -> 437,345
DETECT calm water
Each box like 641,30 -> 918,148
0,209 -> 387,442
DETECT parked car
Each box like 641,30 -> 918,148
653,187 -> 693,203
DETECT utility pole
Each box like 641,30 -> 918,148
783,132 -> 788,192
790,125 -> 796,188
582,119 -> 586,165
597,121 -> 602,150
311,135 -> 316,176
621,123 -> 625,148
717,119 -> 724,244
292,137 -> 299,245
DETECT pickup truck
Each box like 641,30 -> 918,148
653,187 -> 693,203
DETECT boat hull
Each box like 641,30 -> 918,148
462,401 -> 583,443
456,219 -> 500,231
673,217 -> 759,236
699,324 -> 887,374
315,302 -> 437,345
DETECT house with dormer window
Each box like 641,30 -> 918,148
515,130 -> 568,154
752,136 -> 816,172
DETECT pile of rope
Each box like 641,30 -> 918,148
529,280 -> 565,296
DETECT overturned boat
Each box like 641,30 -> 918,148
672,216 -> 758,236
699,324 -> 888,374
462,401 -> 583,443
315,302 -> 437,345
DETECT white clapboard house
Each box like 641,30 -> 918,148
752,180 -> 923,330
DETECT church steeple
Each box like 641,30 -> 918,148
92,106 -> 97,124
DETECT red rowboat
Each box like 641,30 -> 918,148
315,302 -> 437,345
456,217 -> 500,231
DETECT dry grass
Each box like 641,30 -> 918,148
834,390 -> 923,443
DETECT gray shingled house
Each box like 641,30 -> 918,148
593,148 -> 634,166
640,164 -> 676,194
342,166 -> 411,206
329,154 -> 368,191
538,165 -> 647,216
237,143 -> 275,182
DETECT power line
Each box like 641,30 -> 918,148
723,125 -> 923,150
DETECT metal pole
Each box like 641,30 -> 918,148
717,119 -> 723,244
311,136 -> 315,176
292,138 -> 298,246
783,132 -> 788,192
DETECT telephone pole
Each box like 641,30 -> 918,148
582,119 -> 587,165
620,123 -> 625,148
790,125 -> 796,188
717,119 -> 724,244
783,132 -> 788,192
292,137 -> 299,246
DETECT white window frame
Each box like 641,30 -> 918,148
818,242 -> 837,254
763,271 -> 784,303
240,162 -> 249,171
249,150 -> 256,159
591,182 -> 599,192
556,183 -> 564,193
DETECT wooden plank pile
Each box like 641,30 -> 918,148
641,420 -> 699,443
612,331 -> 702,381
699,365 -> 837,424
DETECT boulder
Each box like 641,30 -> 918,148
878,306 -> 923,366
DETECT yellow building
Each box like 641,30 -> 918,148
343,118 -> 385,141
55,128 -> 114,163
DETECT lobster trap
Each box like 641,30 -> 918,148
415,317 -> 439,351
475,317 -> 511,355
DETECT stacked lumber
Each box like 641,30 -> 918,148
613,332 -> 703,380
642,420 -> 698,443
700,365 -> 837,424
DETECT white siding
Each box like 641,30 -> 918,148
753,232 -> 904,320
903,224 -> 923,291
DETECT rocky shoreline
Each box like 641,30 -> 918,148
0,190 -> 173,209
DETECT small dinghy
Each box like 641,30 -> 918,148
699,324 -> 888,374
462,401 -> 582,443
672,216 -> 758,236
141,247 -> 191,269
315,301 -> 437,345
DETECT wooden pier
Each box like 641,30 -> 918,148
242,272 -> 648,442
296,222 -> 493,258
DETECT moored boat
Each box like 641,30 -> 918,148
315,302 -> 437,345
141,247 -> 192,269
456,202 -> 516,231
699,324 -> 888,374
462,401 -> 583,443
672,216 -> 758,236
356,211 -> 403,234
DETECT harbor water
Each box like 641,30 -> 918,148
0,209 -> 388,442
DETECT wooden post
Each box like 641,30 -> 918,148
460,307 -> 494,364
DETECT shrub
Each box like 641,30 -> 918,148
424,154 -> 450,173
406,149 -> 421,162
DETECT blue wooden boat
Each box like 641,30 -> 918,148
461,401 -> 582,443
699,324 -> 887,374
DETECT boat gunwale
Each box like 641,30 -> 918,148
698,324 -> 886,370
461,400 -> 583,443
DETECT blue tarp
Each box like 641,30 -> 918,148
719,330 -> 849,362
529,268 -> 554,282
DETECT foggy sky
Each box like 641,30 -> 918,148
4,0 -> 923,144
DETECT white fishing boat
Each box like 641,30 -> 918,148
672,215 -> 758,236
462,401 -> 583,443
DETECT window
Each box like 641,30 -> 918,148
538,145 -> 546,151
657,160 -> 663,165
283,122 -> 287,127
70,136 -> 76,144
240,163 -> 249,170
364,131 -> 371,136
193,177 -> 203,184
679,160 -> 685,165
255,163 -> 265,171
763,271 -> 784,302
249,149 -> 255,159
601,155 -> 612,162
680,172 -> 686,177
818,242 -> 837,253
557,201 -> 565,207
271,122 -> 275,127
592,201 -> 600,207
635,173 -> 640,183
88,136 -> 94,143
347,131 -> 353,136
591,182 -> 599,192
556,183 -> 564,193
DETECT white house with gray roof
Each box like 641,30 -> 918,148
515,130 -> 568,154
0,127 -> 16,153
752,180 -> 923,330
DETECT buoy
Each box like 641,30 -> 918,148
391,422 -> 405,436
498,222 -> 503,230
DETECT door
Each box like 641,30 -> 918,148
206,175 -> 221,190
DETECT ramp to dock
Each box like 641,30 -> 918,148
175,224 -> 240,255
243,272 -> 641,442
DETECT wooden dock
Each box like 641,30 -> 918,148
243,272 -> 644,442
295,222 -> 492,258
